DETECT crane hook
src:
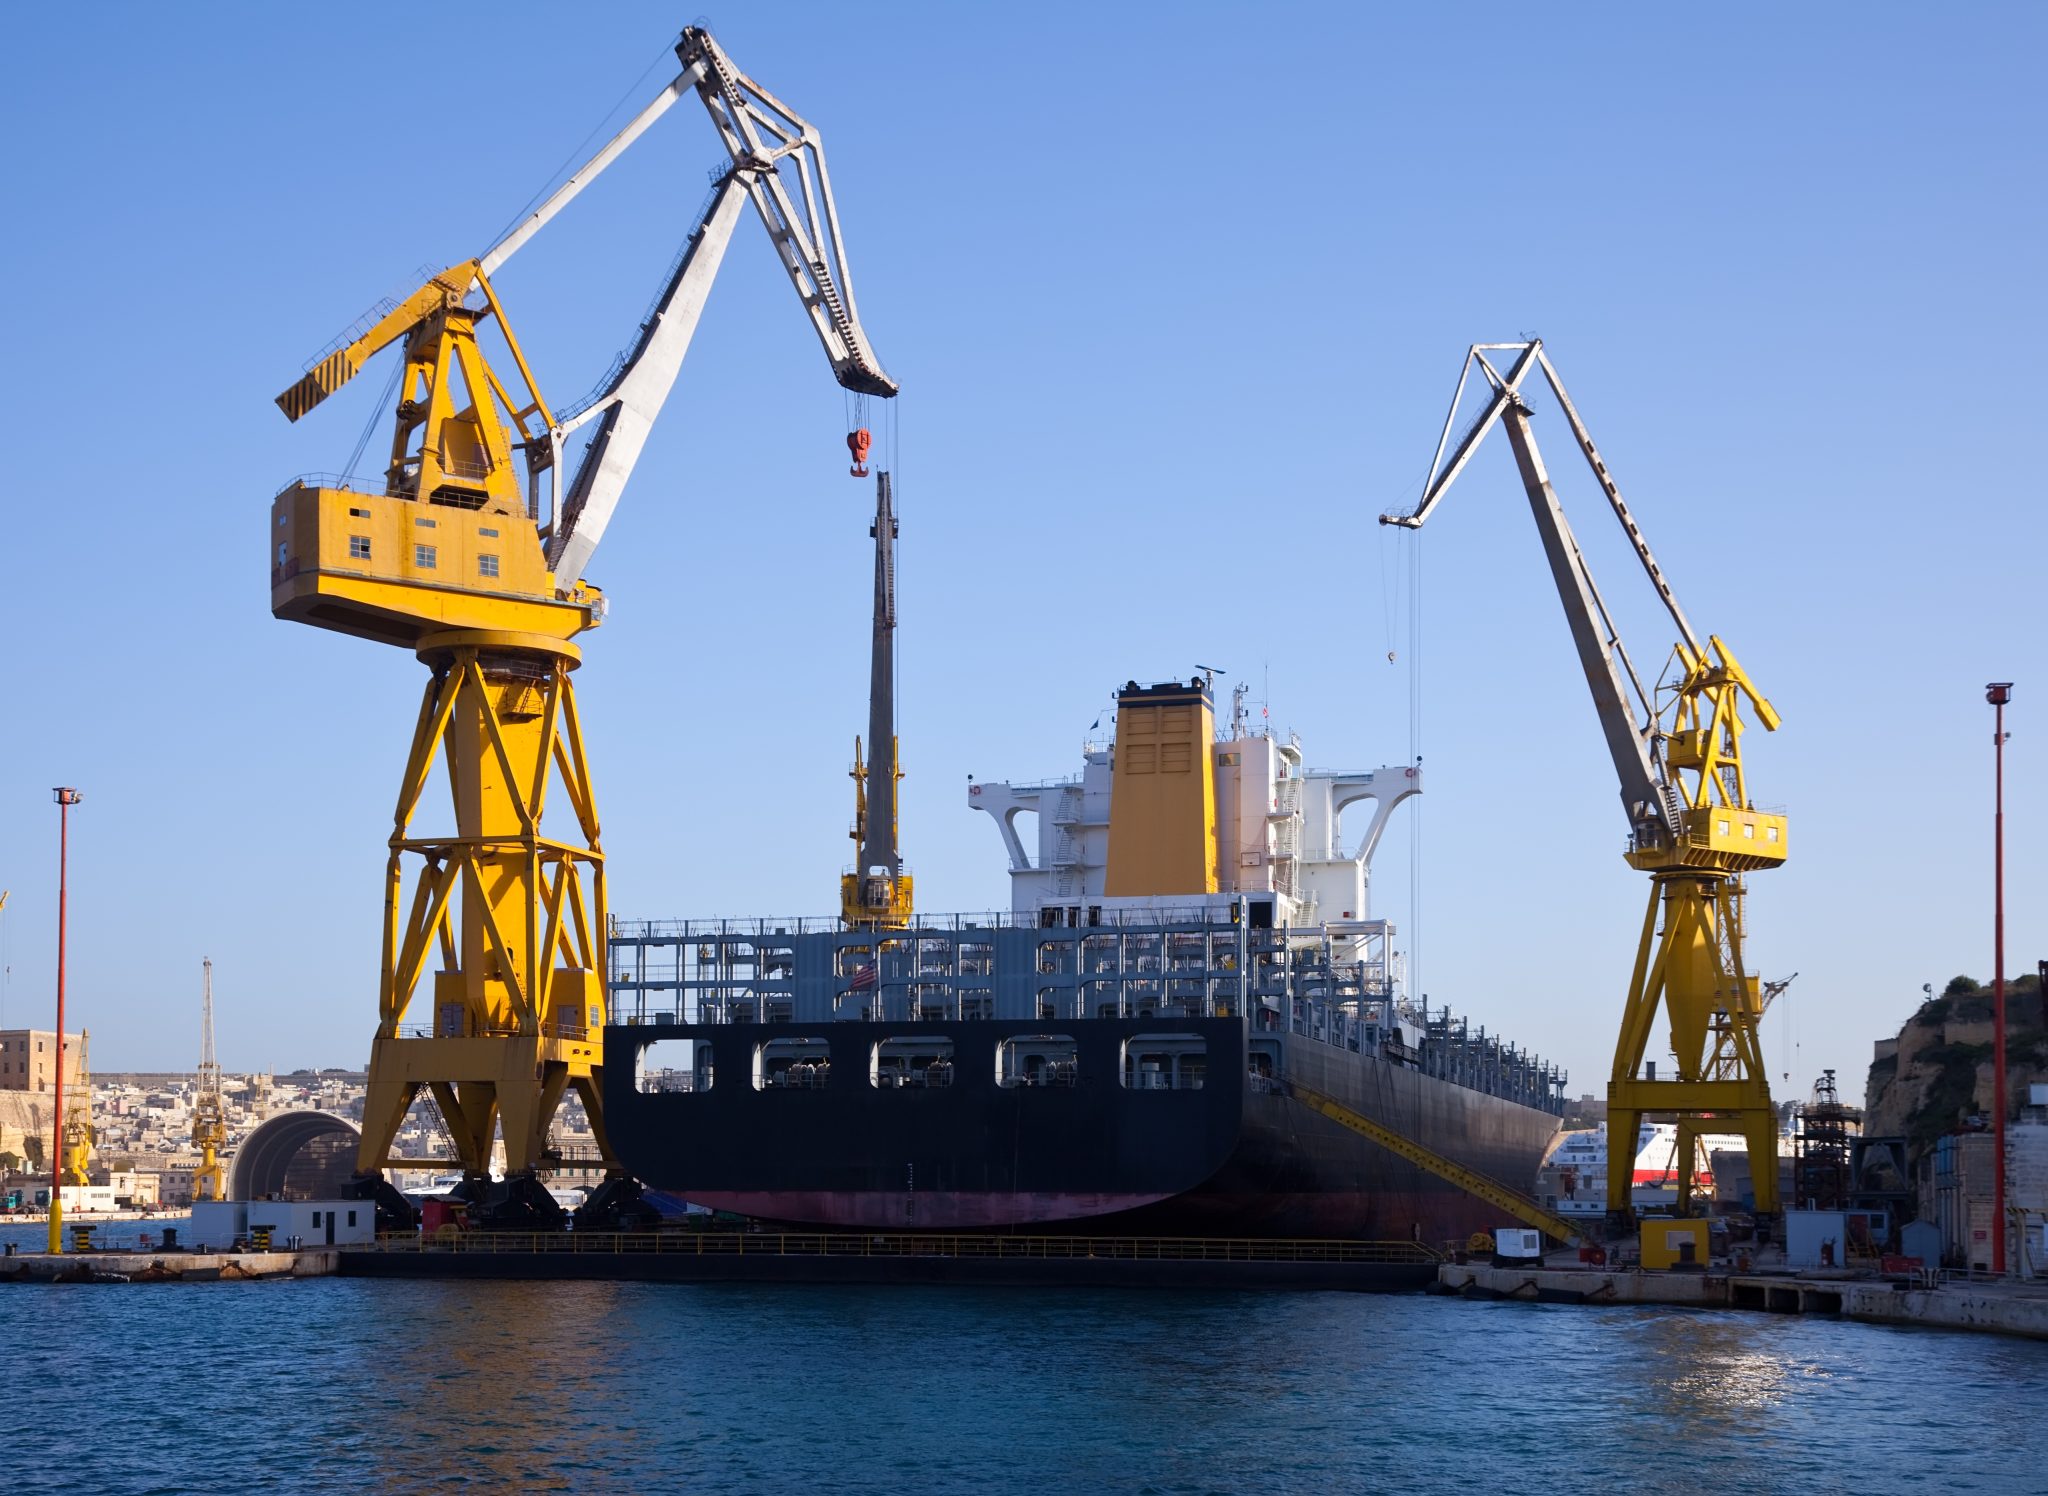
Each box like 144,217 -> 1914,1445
847,427 -> 872,478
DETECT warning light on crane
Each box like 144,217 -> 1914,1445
848,427 -> 873,477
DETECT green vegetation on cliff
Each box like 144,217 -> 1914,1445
1864,972 -> 2046,1156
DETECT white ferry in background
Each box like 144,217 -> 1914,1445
404,1169 -> 588,1213
1534,1121 -> 1737,1219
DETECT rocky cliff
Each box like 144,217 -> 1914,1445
1864,974 -> 2047,1152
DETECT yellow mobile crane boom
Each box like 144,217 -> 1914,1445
842,472 -> 913,927
270,27 -> 895,1229
1382,340 -> 1785,1233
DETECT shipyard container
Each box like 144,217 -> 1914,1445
1493,1227 -> 1542,1263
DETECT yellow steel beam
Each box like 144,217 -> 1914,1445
273,262 -> 480,423
1607,1078 -> 1774,1113
1287,1082 -> 1581,1244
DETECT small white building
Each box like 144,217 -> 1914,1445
191,1198 -> 373,1248
190,1199 -> 247,1248
37,1183 -> 118,1213
246,1198 -> 374,1246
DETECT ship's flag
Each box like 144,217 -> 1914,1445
851,962 -> 878,992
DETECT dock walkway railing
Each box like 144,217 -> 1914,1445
361,1230 -> 1442,1265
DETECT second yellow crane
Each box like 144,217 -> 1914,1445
1383,340 -> 1785,1235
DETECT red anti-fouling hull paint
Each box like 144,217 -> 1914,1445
674,1191 -> 1177,1230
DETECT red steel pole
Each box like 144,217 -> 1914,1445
1987,685 -> 2011,1276
48,787 -> 81,1255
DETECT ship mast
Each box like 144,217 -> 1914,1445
842,470 -> 913,927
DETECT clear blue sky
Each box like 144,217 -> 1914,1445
1,3 -> 2039,1103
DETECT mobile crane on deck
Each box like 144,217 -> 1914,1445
841,471 -> 913,928
1382,340 -> 1785,1237
270,27 -> 895,1228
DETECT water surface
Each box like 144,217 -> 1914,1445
11,1276 -> 2038,1493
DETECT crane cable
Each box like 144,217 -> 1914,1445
341,356 -> 405,486
486,43 -> 678,254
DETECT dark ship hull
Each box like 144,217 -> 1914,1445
604,1014 -> 1559,1242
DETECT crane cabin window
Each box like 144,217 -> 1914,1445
415,544 -> 437,569
478,554 -> 500,579
348,536 -> 371,560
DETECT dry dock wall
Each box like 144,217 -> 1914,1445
0,1249 -> 338,1282
1439,1264 -> 2048,1341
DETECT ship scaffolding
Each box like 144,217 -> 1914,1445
609,906 -> 1565,1116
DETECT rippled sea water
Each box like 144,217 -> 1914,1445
8,1260 -> 2042,1495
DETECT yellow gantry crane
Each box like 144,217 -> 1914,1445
1383,340 -> 1785,1233
191,958 -> 226,1203
270,27 -> 894,1227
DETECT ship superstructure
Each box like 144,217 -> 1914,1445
970,678 -> 1417,947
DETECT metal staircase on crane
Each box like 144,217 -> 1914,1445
1285,1081 -> 1582,1245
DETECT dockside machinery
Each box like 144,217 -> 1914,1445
269,27 -> 894,1227
1383,340 -> 1785,1234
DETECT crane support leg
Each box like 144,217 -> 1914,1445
1606,870 -> 1779,1232
352,635 -> 615,1224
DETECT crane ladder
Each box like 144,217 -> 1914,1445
1285,1081 -> 1582,1245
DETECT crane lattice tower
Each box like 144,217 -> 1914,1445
191,958 -> 227,1204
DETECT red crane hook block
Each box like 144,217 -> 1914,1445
847,428 -> 872,477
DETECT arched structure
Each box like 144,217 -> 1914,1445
229,1112 -> 361,1201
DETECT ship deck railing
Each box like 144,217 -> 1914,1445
362,1230 -> 1444,1265
611,907 -> 1253,939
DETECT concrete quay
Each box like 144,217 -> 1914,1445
1437,1262 -> 2048,1340
0,1248 -> 338,1283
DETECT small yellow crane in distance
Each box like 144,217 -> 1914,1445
61,1031 -> 92,1188
191,958 -> 226,1204
269,27 -> 895,1228
1383,340 -> 1785,1236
